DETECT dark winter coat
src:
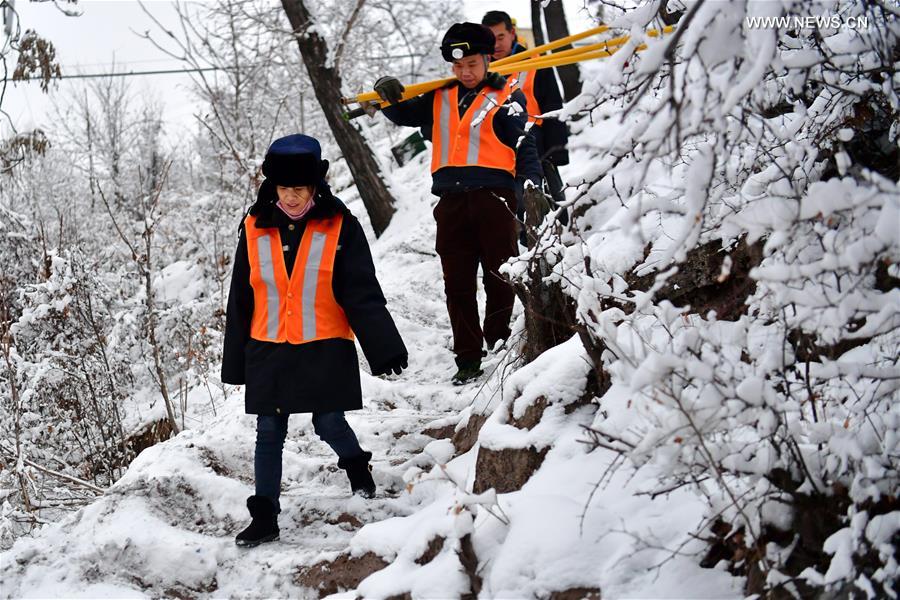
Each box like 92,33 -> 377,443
510,42 -> 570,166
221,180 -> 407,415
381,77 -> 543,197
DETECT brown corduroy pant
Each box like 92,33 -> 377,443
433,187 -> 519,366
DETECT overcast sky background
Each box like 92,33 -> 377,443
2,0 -> 599,141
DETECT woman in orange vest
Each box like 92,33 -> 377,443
222,134 -> 407,548
373,23 -> 542,385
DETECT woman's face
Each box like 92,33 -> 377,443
276,185 -> 315,216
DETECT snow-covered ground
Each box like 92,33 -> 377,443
0,95 -> 744,600
4,0 -> 899,595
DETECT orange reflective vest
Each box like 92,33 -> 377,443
506,69 -> 543,126
431,85 -> 516,176
244,213 -> 354,344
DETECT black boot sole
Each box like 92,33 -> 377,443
235,533 -> 279,548
452,371 -> 483,386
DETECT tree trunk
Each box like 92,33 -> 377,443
543,0 -> 582,102
529,0 -> 545,47
280,0 -> 396,237
522,184 -> 550,243
514,186 -> 576,363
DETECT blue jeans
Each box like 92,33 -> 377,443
254,412 -> 364,511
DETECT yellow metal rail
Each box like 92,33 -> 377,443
506,25 -> 674,68
490,24 -> 611,68
342,24 -> 675,114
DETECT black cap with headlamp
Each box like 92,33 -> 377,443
440,22 -> 496,62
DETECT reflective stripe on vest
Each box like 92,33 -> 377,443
507,70 -> 543,126
245,213 -> 354,344
430,85 -> 516,176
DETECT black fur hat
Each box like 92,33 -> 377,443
261,134 -> 329,186
440,23 -> 495,62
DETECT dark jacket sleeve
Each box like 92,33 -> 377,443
333,215 -> 407,373
494,89 -> 542,184
533,69 -> 569,166
222,227 -> 253,385
381,92 -> 435,130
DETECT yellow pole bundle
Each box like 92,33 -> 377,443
342,24 -> 675,114
489,24 -> 611,68
506,25 -> 674,68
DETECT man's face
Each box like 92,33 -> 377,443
452,55 -> 487,89
487,23 -> 515,60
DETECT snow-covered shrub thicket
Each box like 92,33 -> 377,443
0,80 -> 227,548
508,0 -> 899,596
10,249 -> 132,477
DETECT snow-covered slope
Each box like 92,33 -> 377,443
1,82 -> 744,600
347,335 -> 742,599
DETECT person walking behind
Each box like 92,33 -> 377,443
222,134 -> 407,547
482,10 -> 570,226
372,23 -> 542,384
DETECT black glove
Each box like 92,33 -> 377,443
546,148 -> 570,167
374,76 -> 405,104
374,354 -> 408,376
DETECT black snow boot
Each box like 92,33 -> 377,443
338,451 -> 376,498
235,495 -> 279,548
452,359 -> 483,385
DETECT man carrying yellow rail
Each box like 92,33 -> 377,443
482,10 -> 570,228
372,23 -> 542,385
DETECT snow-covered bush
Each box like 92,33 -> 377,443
512,0 -> 899,595
0,249 -> 122,545
12,249 -> 132,472
0,84 -> 230,547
